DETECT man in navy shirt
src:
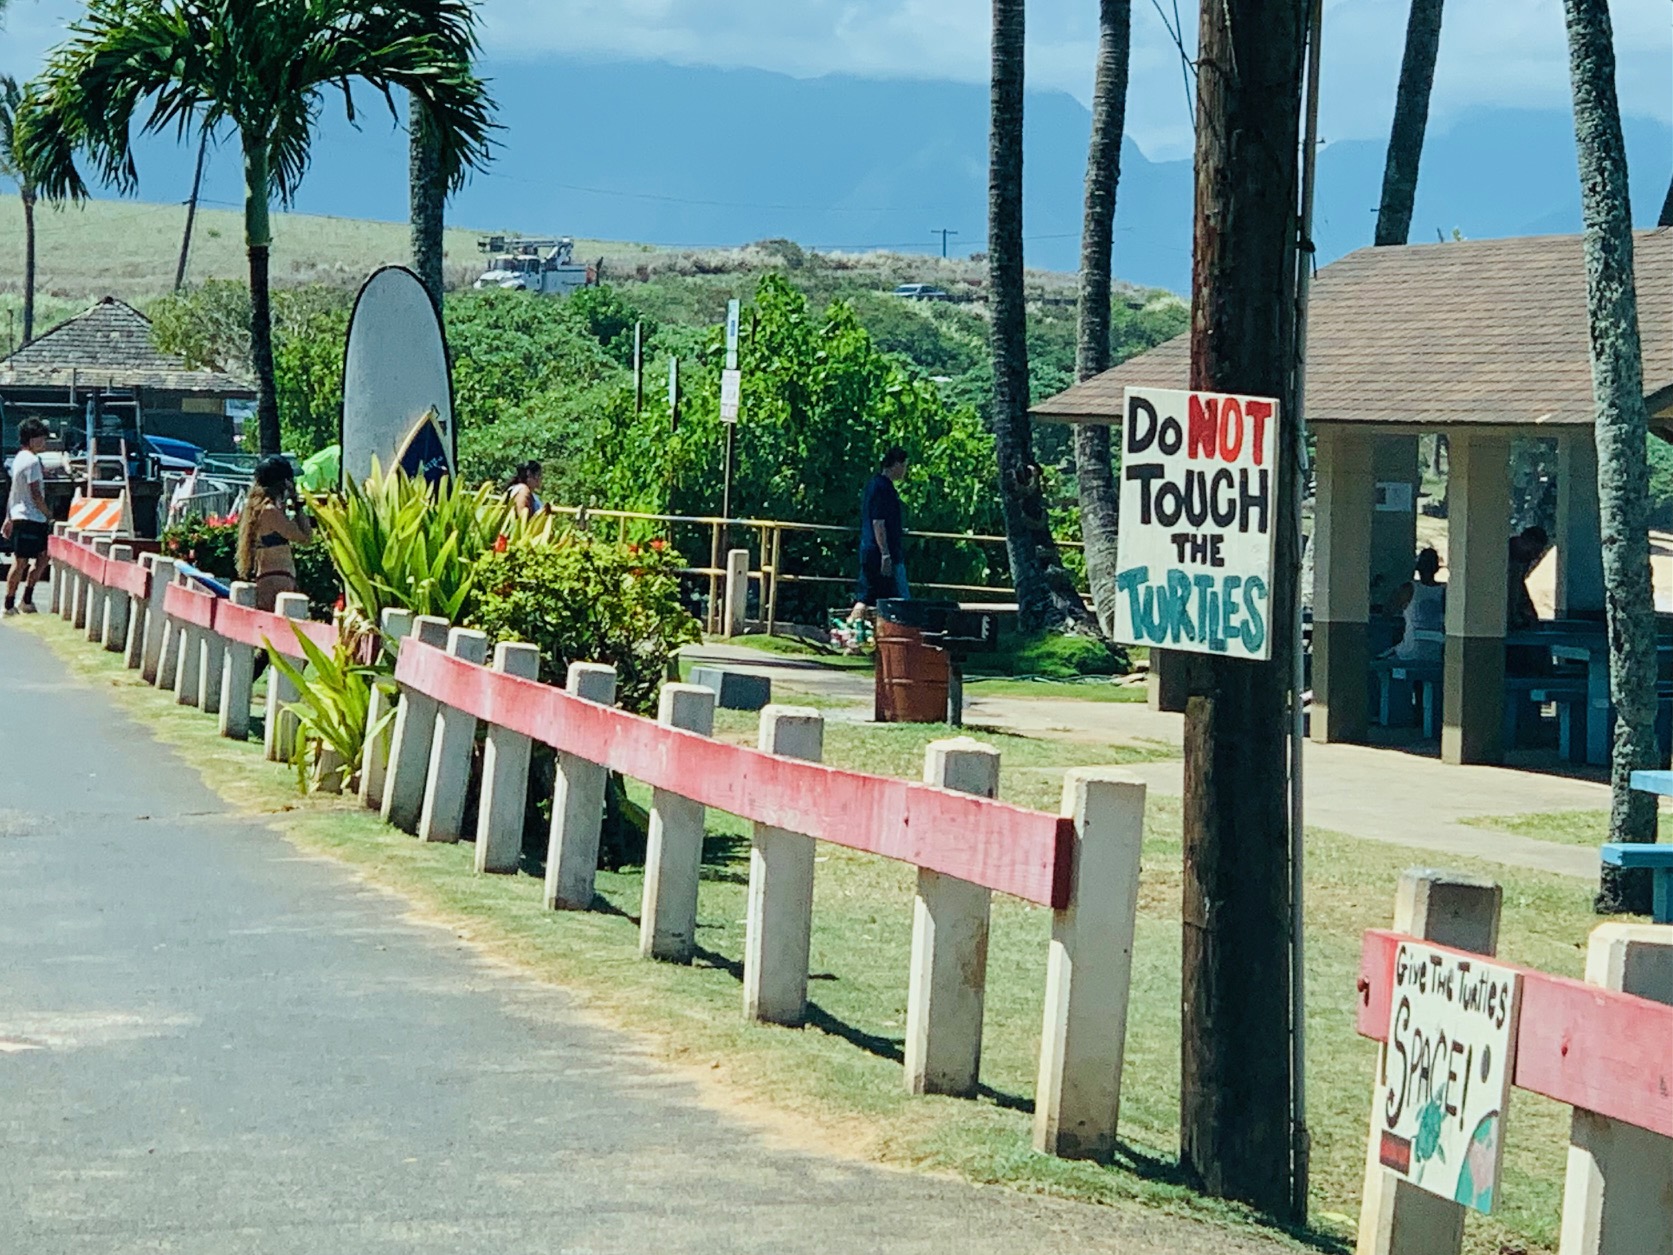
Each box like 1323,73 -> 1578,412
851,446 -> 909,620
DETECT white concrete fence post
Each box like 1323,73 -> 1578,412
49,523 -> 67,616
262,592 -> 311,762
544,662 -> 619,911
743,706 -> 824,1026
475,640 -> 542,873
381,614 -> 451,833
1033,769 -> 1146,1159
146,557 -> 179,688
905,737 -> 1001,1098
66,530 -> 86,626
123,554 -> 153,669
417,627 -> 489,844
102,544 -> 133,653
639,683 -> 718,963
197,604 -> 226,715
724,547 -> 749,637
218,582 -> 259,741
359,608 -> 415,811
1356,870 -> 1502,1255
85,537 -> 112,641
1557,923 -> 1673,1255
174,570 -> 204,708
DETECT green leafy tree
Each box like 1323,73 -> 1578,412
19,0 -> 494,455
0,75 -> 40,344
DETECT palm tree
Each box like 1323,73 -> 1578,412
19,0 -> 494,455
1073,0 -> 1132,639
1374,0 -> 1444,246
1658,174 -> 1672,229
989,0 -> 1094,633
409,97 -> 446,305
0,75 -> 39,347
1562,0 -> 1659,915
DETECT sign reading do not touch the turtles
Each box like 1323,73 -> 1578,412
1114,387 -> 1279,660
1378,941 -> 1523,1214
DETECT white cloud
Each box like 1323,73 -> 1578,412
4,0 -> 1668,162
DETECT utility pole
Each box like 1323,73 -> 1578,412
174,128 -> 210,293
931,227 -> 959,258
1178,0 -> 1309,1222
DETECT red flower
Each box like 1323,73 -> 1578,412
493,533 -> 508,553
649,538 -> 666,552
626,542 -> 640,555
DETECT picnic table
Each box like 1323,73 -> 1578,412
1504,622 -> 1673,767
1619,770 -> 1673,923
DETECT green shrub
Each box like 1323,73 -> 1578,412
968,631 -> 1125,679
468,529 -> 701,715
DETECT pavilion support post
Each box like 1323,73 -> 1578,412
1369,435 -> 1421,609
1556,432 -> 1606,619
1312,425 -> 1374,743
1441,432 -> 1510,766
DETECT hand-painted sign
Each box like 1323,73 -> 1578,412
1114,387 -> 1279,659
1378,941 -> 1522,1214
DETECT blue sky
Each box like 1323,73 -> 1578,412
2,0 -> 1669,163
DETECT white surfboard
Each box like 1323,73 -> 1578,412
340,267 -> 454,487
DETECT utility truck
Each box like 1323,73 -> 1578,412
473,236 -> 596,296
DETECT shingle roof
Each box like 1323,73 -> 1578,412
0,297 -> 256,395
1032,230 -> 1673,429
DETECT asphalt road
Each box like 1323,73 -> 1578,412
0,620 -> 1296,1255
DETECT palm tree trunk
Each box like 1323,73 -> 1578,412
243,139 -> 281,456
989,0 -> 1094,634
1179,0 -> 1306,1217
409,96 -> 446,306
21,184 -> 35,344
1374,0 -> 1444,246
1563,0 -> 1658,916
1074,0 -> 1132,639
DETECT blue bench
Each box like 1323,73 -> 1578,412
1370,658 -> 1442,737
1599,844 -> 1673,923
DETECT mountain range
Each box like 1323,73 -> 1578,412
84,57 -> 1673,294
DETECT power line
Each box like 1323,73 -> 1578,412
931,227 -> 959,257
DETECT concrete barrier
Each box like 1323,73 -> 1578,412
85,537 -> 112,641
640,683 -> 718,963
218,582 -> 260,741
381,615 -> 451,833
743,705 -> 824,1025
905,738 -> 1000,1097
545,662 -> 619,911
1033,769 -> 1146,1159
359,608 -> 414,811
723,547 -> 749,637
49,523 -> 68,616
262,592 -> 311,762
174,576 -> 204,709
142,557 -> 177,684
417,627 -> 489,844
123,554 -> 152,669
475,640 -> 541,874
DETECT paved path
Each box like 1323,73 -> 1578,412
0,624 -> 1293,1255
688,644 -> 1612,880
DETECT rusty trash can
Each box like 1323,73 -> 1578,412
873,600 -> 955,723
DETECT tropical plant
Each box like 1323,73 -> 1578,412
1073,0 -> 1132,641
306,461 -> 515,627
1562,0 -> 1659,914
468,529 -> 701,716
987,0 -> 1093,634
1376,0 -> 1445,246
269,626 -> 394,793
0,74 -> 40,344
18,0 -> 494,454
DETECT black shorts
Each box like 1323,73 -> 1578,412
7,519 -> 48,560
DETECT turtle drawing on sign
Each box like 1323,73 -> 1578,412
1412,1080 -> 1449,1183
1453,1112 -> 1503,1212
397,407 -> 451,487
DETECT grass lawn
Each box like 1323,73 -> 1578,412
1460,810 -> 1612,848
19,611 -> 1611,1255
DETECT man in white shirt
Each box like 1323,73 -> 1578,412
4,418 -> 53,616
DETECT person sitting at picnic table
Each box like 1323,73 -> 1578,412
1383,547 -> 1446,661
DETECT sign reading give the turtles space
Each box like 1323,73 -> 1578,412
1114,387 -> 1278,660
1378,941 -> 1523,1214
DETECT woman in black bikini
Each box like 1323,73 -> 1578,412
236,457 -> 313,611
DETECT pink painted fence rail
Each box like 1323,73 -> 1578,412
394,636 -> 1075,907
1357,927 -> 1673,1137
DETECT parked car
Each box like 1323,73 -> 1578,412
892,283 -> 952,302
